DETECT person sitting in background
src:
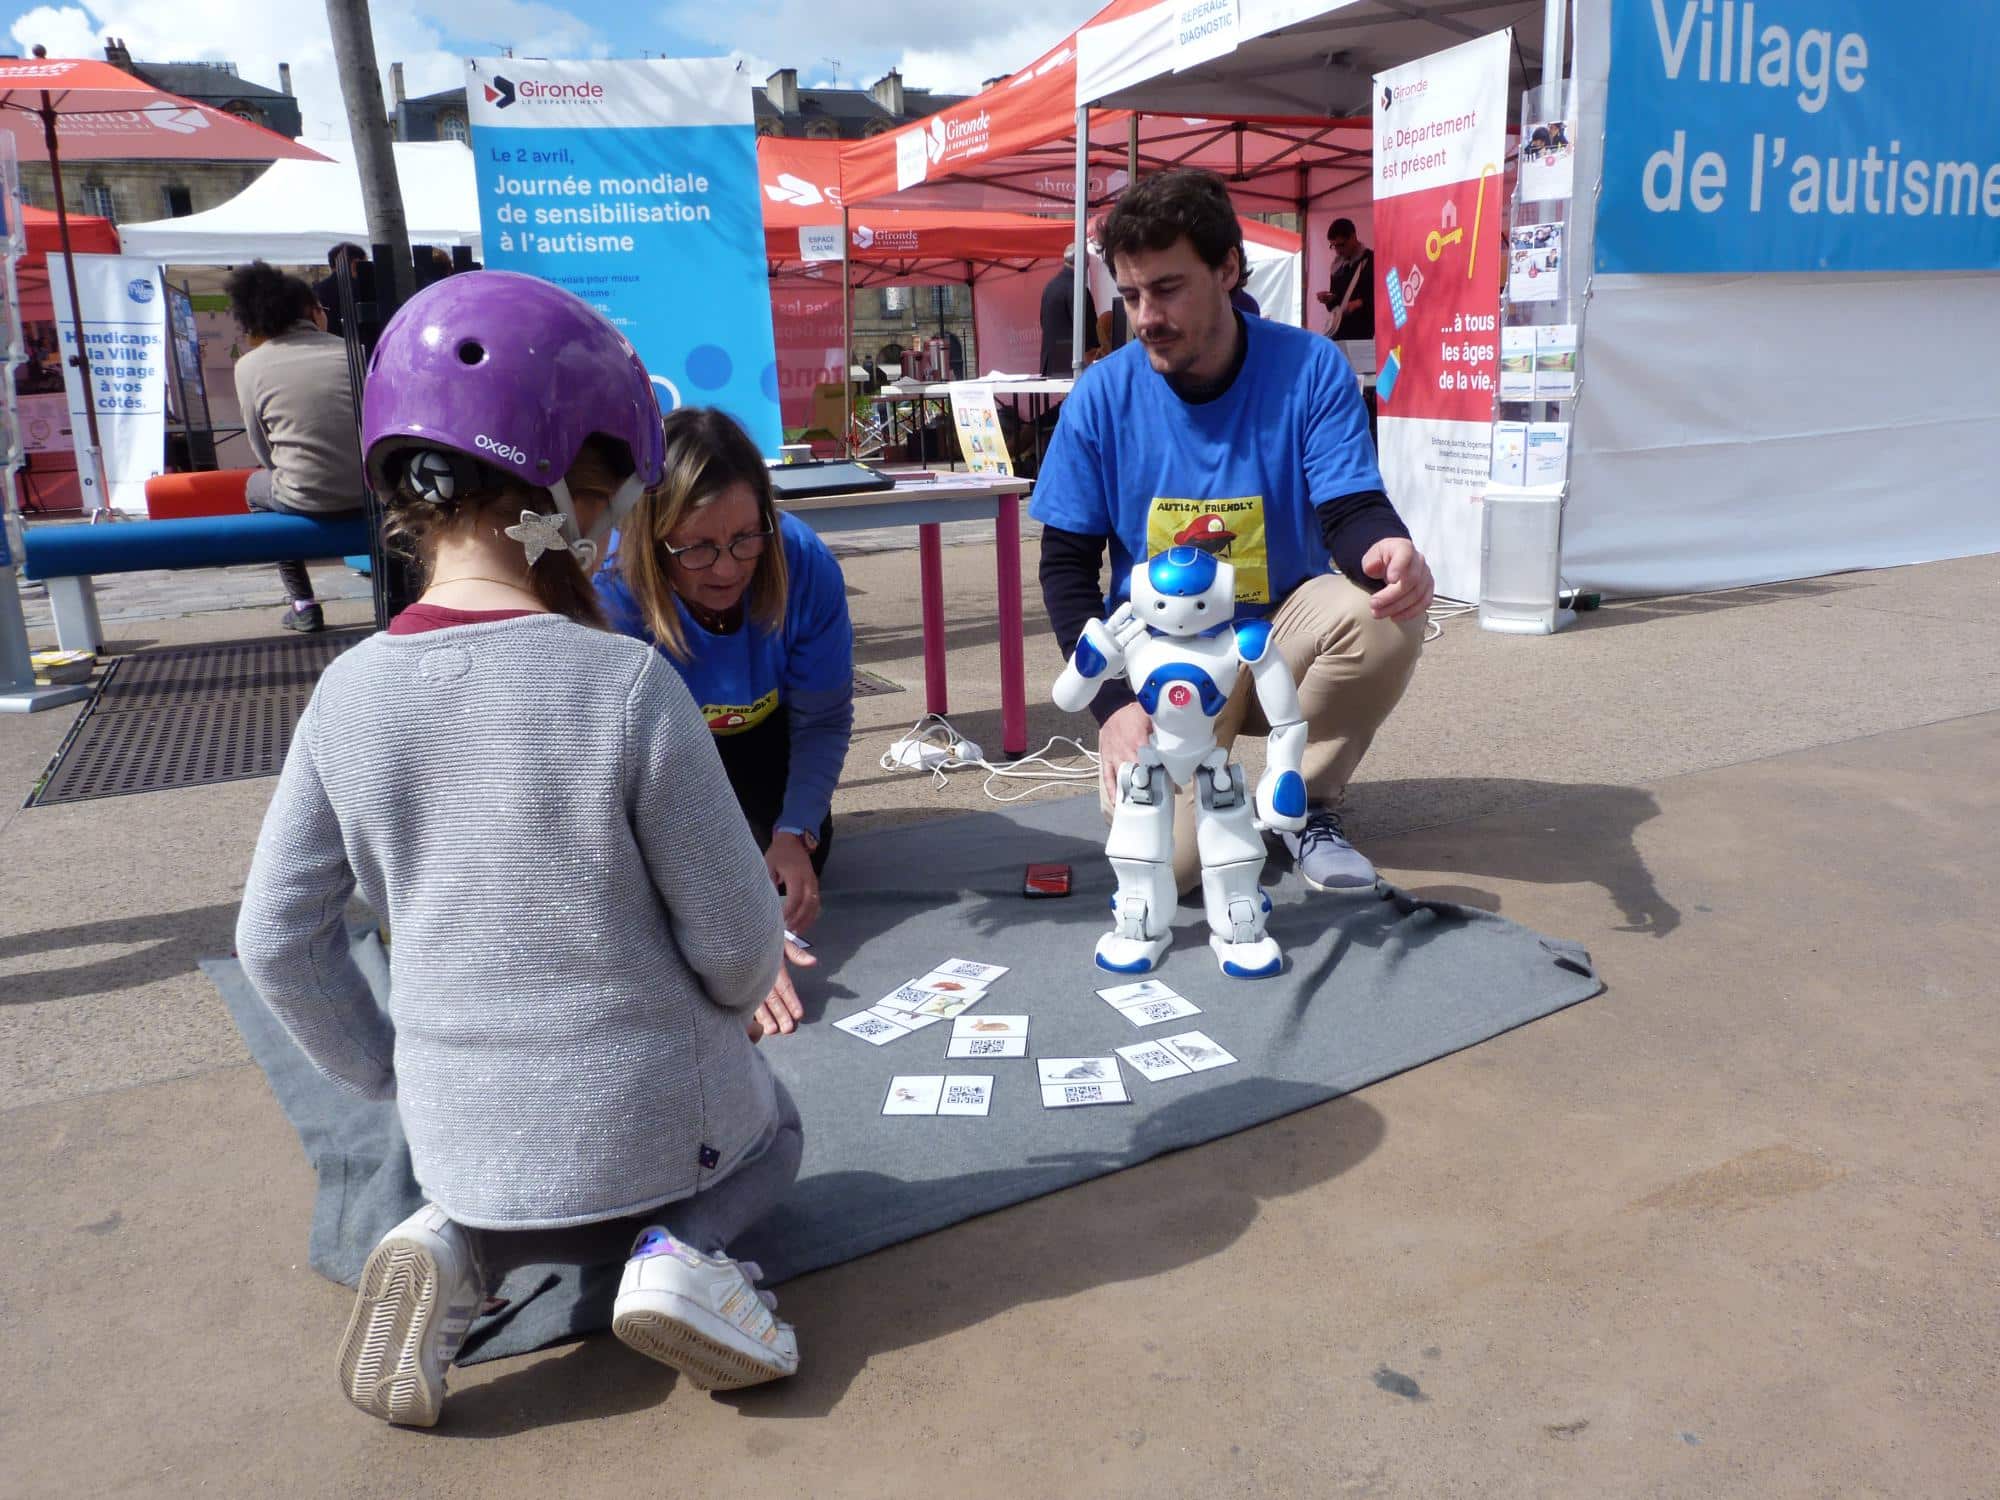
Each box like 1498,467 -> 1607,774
225,261 -> 365,633
1230,259 -> 1262,318
597,407 -> 856,1043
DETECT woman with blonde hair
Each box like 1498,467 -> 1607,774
598,407 -> 855,1039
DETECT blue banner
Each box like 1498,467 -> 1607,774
1599,1 -> 2000,273
468,58 -> 781,452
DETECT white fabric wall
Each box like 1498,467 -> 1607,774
1564,0 -> 2000,593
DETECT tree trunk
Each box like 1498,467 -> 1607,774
323,0 -> 414,306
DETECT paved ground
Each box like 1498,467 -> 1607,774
3,542 -> 1996,1498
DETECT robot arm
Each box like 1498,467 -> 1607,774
1053,602 -> 1149,713
1238,621 -> 1309,832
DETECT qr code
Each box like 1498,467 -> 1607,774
857,1017 -> 893,1034
1135,1048 -> 1176,1069
968,1039 -> 1005,1055
944,1084 -> 985,1106
1139,1002 -> 1175,1021
1063,1084 -> 1104,1104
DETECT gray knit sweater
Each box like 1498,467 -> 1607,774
236,614 -> 786,1230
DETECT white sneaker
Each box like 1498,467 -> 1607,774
336,1204 -> 484,1427
612,1227 -> 800,1390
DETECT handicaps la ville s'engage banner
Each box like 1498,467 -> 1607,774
1599,0 -> 2000,273
467,57 -> 782,453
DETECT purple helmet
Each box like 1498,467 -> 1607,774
361,270 -> 664,559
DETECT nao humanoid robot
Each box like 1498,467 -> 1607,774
1053,547 -> 1309,978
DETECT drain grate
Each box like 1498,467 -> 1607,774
852,668 -> 905,698
27,630 -> 369,808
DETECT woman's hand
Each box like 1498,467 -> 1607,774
747,935 -> 817,1042
765,831 -> 821,933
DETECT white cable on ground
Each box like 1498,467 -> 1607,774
879,711 -> 1101,803
1425,594 -> 1477,643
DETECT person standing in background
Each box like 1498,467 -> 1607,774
1318,219 -> 1375,341
1039,243 -> 1101,377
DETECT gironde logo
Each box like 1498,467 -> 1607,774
484,75 -> 517,109
484,73 -> 605,108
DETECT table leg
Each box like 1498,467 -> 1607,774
919,521 -> 947,716
996,492 -> 1027,759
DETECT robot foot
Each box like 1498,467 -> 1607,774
1208,932 -> 1283,980
1095,931 -> 1172,974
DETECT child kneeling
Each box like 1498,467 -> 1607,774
237,270 -> 802,1427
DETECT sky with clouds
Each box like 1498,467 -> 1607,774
3,0 -> 1105,143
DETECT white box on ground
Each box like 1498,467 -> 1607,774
1479,483 -> 1574,636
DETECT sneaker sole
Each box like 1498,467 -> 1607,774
613,1300 -> 795,1391
1299,871 -> 1378,895
337,1239 -> 447,1427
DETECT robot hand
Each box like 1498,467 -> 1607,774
1053,604 -> 1151,713
1252,719 -> 1310,834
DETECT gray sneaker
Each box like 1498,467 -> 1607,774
1280,806 -> 1377,893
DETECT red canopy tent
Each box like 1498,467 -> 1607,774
0,56 -> 326,511
837,7 -> 1385,339
759,137 -> 1078,437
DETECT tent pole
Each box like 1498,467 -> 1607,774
1071,106 -> 1089,376
1542,0 -> 1567,87
1126,114 -> 1138,181
840,206 -> 853,457
41,91 -> 111,519
1297,164 -> 1309,327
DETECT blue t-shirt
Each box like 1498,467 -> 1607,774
597,510 -> 854,836
1029,316 -> 1381,618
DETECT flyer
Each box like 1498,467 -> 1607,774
1519,112 -> 1575,204
1500,326 -> 1536,401
1508,223 -> 1563,306
1490,421 -> 1527,486
1535,325 -> 1578,399
1526,422 -> 1571,487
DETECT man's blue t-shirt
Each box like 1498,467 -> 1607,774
597,510 -> 854,835
1029,316 -> 1381,618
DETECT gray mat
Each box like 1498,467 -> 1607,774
207,793 -> 1600,1365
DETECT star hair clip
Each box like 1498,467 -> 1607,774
505,509 -> 598,571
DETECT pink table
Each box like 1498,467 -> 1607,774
777,474 -> 1035,758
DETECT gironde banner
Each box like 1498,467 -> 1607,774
467,57 -> 782,452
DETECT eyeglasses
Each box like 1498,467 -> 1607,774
662,527 -> 772,571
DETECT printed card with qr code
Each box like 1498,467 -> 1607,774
1097,979 -> 1182,1007
882,1075 -> 946,1115
911,970 -> 992,998
1117,994 -> 1203,1027
1159,1030 -> 1237,1072
1040,1080 -> 1131,1108
872,982 -> 936,1013
1115,1041 -> 1193,1082
1037,1056 -> 1119,1087
952,1014 -> 1028,1039
946,1035 -> 1027,1058
834,1011 -> 908,1045
937,1075 -> 994,1116
932,958 -> 1010,983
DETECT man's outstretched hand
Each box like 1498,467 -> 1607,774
1360,537 -> 1435,623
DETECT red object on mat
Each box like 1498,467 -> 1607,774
145,469 -> 255,519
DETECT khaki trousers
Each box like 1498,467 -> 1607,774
1098,574 -> 1425,893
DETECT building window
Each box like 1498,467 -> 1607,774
224,102 -> 264,127
80,183 -> 115,221
162,185 -> 194,218
805,119 -> 836,139
439,112 -> 469,143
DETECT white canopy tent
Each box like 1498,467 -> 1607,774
1071,0 -> 2000,597
117,138 -> 481,265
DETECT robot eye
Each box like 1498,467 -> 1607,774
1195,600 -> 1206,610
1155,601 -> 1166,610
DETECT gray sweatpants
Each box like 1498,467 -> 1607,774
467,1078 -> 803,1285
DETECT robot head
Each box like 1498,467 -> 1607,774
1131,546 -> 1235,637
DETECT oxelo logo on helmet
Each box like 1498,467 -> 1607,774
474,433 -> 529,466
